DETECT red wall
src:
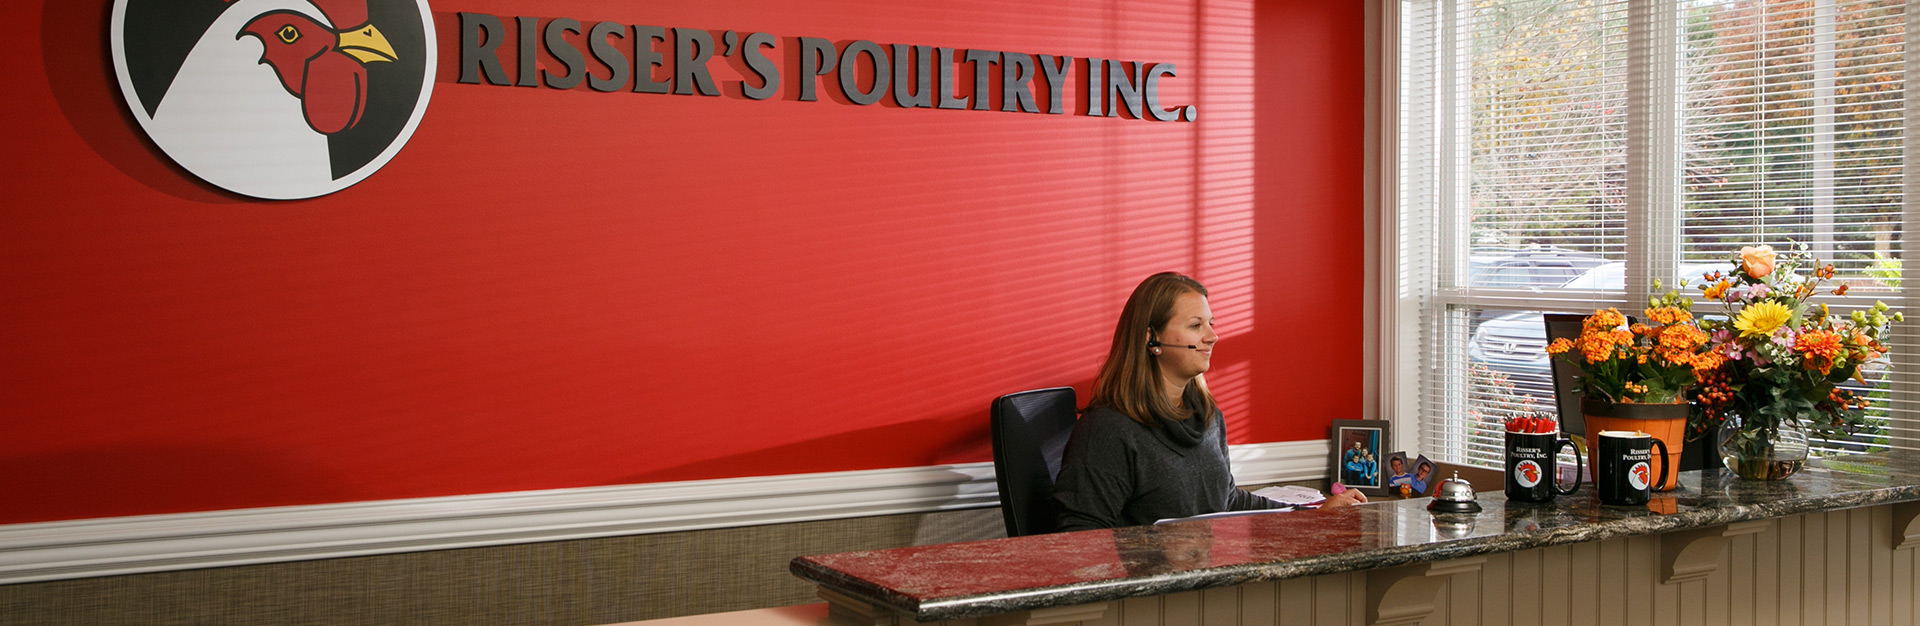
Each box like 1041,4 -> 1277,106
0,0 -> 1362,524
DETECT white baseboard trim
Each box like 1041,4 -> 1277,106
0,439 -> 1329,585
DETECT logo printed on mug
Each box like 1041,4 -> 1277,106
1515,460 -> 1543,488
1628,462 -> 1650,490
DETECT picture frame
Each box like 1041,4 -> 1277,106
1412,454 -> 1438,497
1384,451 -> 1412,497
1328,419 -> 1391,496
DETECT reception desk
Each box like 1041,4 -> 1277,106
780,453 -> 1920,626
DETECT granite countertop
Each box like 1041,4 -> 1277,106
790,452 -> 1920,622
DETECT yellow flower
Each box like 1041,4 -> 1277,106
1734,301 -> 1792,338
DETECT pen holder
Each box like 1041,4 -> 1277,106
1504,431 -> 1581,503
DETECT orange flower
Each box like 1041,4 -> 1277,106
1645,306 -> 1692,326
1834,283 -> 1851,296
1546,338 -> 1574,355
1688,350 -> 1727,375
1703,280 -> 1731,300
1657,325 -> 1707,351
1579,334 -> 1615,364
1795,330 -> 1845,376
1584,308 -> 1627,332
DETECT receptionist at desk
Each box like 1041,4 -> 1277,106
1051,272 -> 1366,532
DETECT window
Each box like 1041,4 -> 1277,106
1393,0 -> 1911,467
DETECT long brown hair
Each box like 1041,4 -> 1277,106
1088,272 -> 1217,427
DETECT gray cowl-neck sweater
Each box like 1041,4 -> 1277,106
1052,406 -> 1285,531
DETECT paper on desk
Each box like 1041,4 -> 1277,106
1252,485 -> 1326,506
1154,506 -> 1295,525
1252,484 -> 1387,506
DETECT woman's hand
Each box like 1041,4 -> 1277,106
1321,490 -> 1368,508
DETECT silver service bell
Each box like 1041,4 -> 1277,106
1426,471 -> 1483,514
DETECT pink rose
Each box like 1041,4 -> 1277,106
1741,245 -> 1776,279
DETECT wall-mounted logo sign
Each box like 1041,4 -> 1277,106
457,14 -> 1196,123
111,0 -> 437,200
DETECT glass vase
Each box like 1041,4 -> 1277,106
1717,413 -> 1809,481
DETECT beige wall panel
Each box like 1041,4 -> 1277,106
1894,532 -> 1913,626
1310,572 -> 1348,626
1628,534 -> 1659,625
1541,545 -> 1569,626
1828,510 -> 1849,626
1871,506 -> 1893,626
1781,514 -> 1804,626
1350,572 -> 1368,626
1804,512 -> 1827,625
1704,522 -> 1735,626
1567,541 -> 1599,626
1653,540 -> 1681,626
1755,522 -> 1780,626
1199,587 -> 1237,625
1162,590 -> 1201,626
1730,531 -> 1755,626
1122,595 -> 1160,626
1276,576 -> 1313,626
1701,538 -> 1727,626
1850,508 -> 1876,626
25,505 -> 1920,626
1677,577 -> 1705,626
1080,599 -> 1123,626
1443,553 -> 1487,626
1480,545 -> 1512,626
1512,546 -> 1544,626
1599,537 -> 1627,625
1238,580 -> 1277,626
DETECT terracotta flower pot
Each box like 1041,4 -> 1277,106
1581,398 -> 1689,492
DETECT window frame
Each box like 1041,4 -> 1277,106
1378,0 -> 1920,465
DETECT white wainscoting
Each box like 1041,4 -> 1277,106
0,440 -> 1330,585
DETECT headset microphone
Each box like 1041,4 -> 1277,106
1147,340 -> 1201,350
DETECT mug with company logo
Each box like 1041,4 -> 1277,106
1504,431 -> 1582,502
1596,430 -> 1670,506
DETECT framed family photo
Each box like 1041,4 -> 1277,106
1328,419 -> 1391,496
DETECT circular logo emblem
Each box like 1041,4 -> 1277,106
1628,461 -> 1651,490
1514,460 -> 1543,488
110,0 -> 436,200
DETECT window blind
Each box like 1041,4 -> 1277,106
1397,0 -> 1911,468
1677,0 -> 1910,453
1403,0 -> 1634,468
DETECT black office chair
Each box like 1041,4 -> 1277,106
988,387 -> 1078,538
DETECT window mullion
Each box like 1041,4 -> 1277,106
1627,0 -> 1683,299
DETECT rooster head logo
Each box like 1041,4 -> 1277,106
111,0 -> 436,199
1514,460 -> 1542,488
1629,462 -> 1651,490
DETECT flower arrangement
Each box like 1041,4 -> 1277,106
1545,290 -> 1718,405
1687,245 -> 1902,451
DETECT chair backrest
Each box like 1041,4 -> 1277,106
989,387 -> 1078,538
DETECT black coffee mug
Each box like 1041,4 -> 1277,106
1505,432 -> 1582,502
1596,430 -> 1670,506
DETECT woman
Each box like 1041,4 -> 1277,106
1052,272 -> 1365,532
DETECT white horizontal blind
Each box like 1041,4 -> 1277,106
1405,0 -> 1634,468
1677,0 -> 1910,453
